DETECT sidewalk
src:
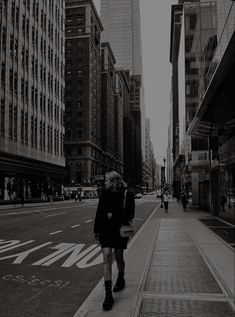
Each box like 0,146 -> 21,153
73,200 -> 235,317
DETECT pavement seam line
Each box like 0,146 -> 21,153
72,202 -> 160,317
141,292 -> 229,301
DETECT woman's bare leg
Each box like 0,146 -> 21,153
102,247 -> 113,281
114,249 -> 125,273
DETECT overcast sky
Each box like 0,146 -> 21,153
94,0 -> 177,164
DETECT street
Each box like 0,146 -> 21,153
0,195 -> 158,317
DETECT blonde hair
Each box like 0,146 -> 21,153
105,171 -> 126,190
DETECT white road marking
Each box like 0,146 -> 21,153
0,240 -> 35,254
0,202 -> 97,217
49,230 -> 63,236
45,212 -> 66,218
0,239 -> 103,268
0,212 -> 17,216
85,219 -> 93,223
71,224 -> 80,228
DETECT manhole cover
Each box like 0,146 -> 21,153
138,298 -> 234,317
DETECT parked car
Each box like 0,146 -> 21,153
134,192 -> 142,199
156,190 -> 161,198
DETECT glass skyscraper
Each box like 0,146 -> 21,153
100,0 -> 146,185
100,0 -> 143,76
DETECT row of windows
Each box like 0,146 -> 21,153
2,0 -> 63,41
0,98 -> 63,155
1,24 -> 64,66
1,63 -> 64,103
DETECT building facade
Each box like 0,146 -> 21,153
170,4 -> 183,198
113,70 -> 125,175
189,0 -> 235,218
0,0 -> 65,201
64,0 -> 103,186
101,42 -> 117,173
177,1 -> 217,206
100,0 -> 143,75
100,0 -> 146,185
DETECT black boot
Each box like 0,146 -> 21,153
113,272 -> 125,292
103,280 -> 114,311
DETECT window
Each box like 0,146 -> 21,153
34,118 -> 37,147
0,99 -> 5,136
21,78 -> 24,100
2,27 -> 6,51
10,34 -> 14,56
21,46 -> 25,68
26,19 -> 29,38
9,69 -> 13,92
14,73 -> 18,95
189,14 -> 197,31
1,63 -> 5,85
25,112 -> 28,144
9,104 -> 13,139
11,1 -> 15,22
22,15 -> 26,35
14,106 -> 17,141
21,111 -> 24,142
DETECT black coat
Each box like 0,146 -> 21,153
93,188 -> 135,235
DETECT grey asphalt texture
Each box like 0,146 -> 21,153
0,196 -> 157,317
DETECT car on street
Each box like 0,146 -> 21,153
134,193 -> 142,199
156,189 -> 161,198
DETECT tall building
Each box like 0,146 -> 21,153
100,0 -> 143,75
64,0 -> 103,185
170,4 -> 183,198
100,0 -> 145,186
189,0 -> 235,216
101,42 -> 117,172
144,118 -> 151,190
0,0 -> 65,201
113,70 -> 125,175
179,1 -> 217,206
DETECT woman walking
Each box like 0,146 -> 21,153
181,191 -> 188,212
163,191 -> 169,213
93,171 -> 135,311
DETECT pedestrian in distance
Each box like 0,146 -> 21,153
220,193 -> 227,212
181,191 -> 188,212
160,190 -> 164,208
93,171 -> 135,311
163,191 -> 169,213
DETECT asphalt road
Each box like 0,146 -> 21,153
0,195 -> 158,317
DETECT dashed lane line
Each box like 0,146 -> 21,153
85,219 -> 93,223
49,230 -> 63,235
45,212 -> 66,218
71,224 -> 81,228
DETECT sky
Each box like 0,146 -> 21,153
93,0 -> 177,164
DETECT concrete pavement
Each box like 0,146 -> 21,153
73,200 -> 235,317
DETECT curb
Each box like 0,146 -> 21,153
73,202 -> 160,317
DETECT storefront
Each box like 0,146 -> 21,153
0,152 -> 65,203
189,27 -> 235,219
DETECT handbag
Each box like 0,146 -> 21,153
119,190 -> 134,238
